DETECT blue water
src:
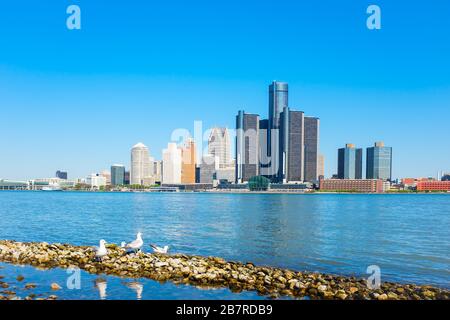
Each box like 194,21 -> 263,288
0,191 -> 449,299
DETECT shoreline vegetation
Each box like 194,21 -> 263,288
0,240 -> 448,300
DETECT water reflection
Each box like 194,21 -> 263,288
94,278 -> 107,300
123,281 -> 144,300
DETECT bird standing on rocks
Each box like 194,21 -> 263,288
124,232 -> 143,254
150,244 -> 169,254
94,240 -> 108,261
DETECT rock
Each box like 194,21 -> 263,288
16,275 -> 24,282
51,283 -> 62,290
317,285 -> 327,292
387,292 -> 398,300
349,286 -> 359,294
377,293 -> 388,300
25,283 -> 37,289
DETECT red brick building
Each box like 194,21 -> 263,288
416,181 -> 450,192
319,179 -> 384,193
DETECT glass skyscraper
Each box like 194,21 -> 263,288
338,144 -> 363,179
111,164 -> 125,186
366,142 -> 393,181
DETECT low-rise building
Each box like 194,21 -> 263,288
319,179 -> 384,193
416,181 -> 450,192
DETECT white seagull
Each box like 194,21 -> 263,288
94,239 -> 108,261
150,244 -> 169,254
124,232 -> 144,253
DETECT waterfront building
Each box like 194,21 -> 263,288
130,142 -> 152,185
86,173 -> 107,189
366,142 -> 393,181
337,144 -> 363,179
215,166 -> 236,183
111,164 -> 125,186
181,138 -> 196,184
0,179 -> 29,190
441,173 -> 450,181
208,128 -> 232,169
416,181 -> 450,192
319,179 -> 384,193
236,111 -> 260,183
56,170 -> 68,180
199,154 -> 219,183
304,117 -> 320,182
280,108 -> 305,183
162,143 -> 182,184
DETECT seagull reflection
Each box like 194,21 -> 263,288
123,281 -> 144,300
94,278 -> 107,300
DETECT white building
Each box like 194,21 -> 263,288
208,127 -> 232,169
130,142 -> 152,186
162,143 -> 182,184
86,173 -> 107,189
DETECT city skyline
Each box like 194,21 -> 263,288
1,1 -> 450,180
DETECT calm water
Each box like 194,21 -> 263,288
0,191 -> 449,299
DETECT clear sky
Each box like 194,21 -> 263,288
1,0 -> 449,180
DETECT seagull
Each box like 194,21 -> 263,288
150,244 -> 169,254
124,232 -> 143,253
94,239 -> 108,261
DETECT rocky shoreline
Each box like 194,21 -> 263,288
0,240 -> 448,300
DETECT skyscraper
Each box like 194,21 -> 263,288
318,154 -> 325,179
366,142 -> 392,181
337,144 -> 363,179
304,117 -> 320,182
162,142 -> 182,184
236,111 -> 260,183
181,138 -> 196,184
111,164 -> 125,186
268,81 -> 288,181
208,128 -> 232,169
130,142 -> 152,185
280,108 -> 305,182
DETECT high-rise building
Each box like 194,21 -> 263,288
56,170 -> 68,180
152,160 -> 162,184
200,154 -> 219,183
318,154 -> 325,179
236,111 -> 260,183
280,108 -> 305,182
130,142 -> 152,185
111,164 -> 125,186
366,142 -> 392,181
181,138 -> 196,184
124,171 -> 130,185
337,144 -> 363,179
208,128 -> 232,169
304,117 -> 320,182
162,143 -> 182,184
268,81 -> 288,181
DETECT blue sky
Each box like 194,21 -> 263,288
1,0 -> 449,180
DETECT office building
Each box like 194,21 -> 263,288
130,142 -> 152,185
338,144 -> 363,179
86,173 -> 107,189
417,181 -> 450,191
181,138 -> 196,184
280,108 -> 305,182
162,143 -> 182,184
236,111 -> 260,183
111,164 -> 125,186
318,154 -> 325,179
366,142 -> 392,181
304,117 -> 320,182
208,128 -> 232,169
200,154 -> 219,183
